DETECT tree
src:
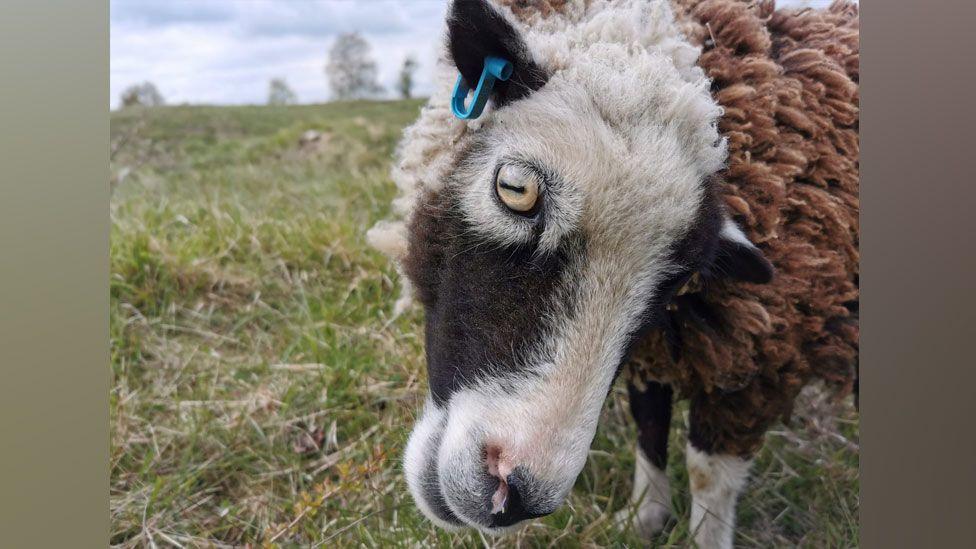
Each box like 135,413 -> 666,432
267,78 -> 298,105
396,55 -> 419,99
325,32 -> 383,100
120,82 -> 165,108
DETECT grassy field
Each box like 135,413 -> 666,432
110,101 -> 859,547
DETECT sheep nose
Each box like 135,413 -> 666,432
485,445 -> 552,527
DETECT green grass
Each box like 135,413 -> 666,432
110,101 -> 859,547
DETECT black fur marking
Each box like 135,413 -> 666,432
627,380 -> 674,469
447,0 -> 549,107
687,394 -> 719,455
712,237 -> 774,284
404,187 -> 581,406
419,431 -> 464,526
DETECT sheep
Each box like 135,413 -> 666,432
367,1 -> 858,546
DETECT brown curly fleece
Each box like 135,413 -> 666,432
621,0 -> 859,456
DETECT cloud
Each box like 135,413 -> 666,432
110,1 -> 424,36
238,2 -> 412,38
111,0 -> 235,26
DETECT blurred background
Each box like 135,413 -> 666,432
109,1 -> 857,547
111,1 -> 447,109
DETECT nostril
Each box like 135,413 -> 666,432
490,477 -> 509,515
485,444 -> 511,514
487,472 -> 551,527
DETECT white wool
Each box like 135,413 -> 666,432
368,0 -> 722,312
365,220 -> 408,259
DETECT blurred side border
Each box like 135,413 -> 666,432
0,0 -> 108,546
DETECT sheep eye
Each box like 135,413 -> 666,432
495,164 -> 540,214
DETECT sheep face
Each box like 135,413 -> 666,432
396,0 -> 771,535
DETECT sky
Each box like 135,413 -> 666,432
110,0 -> 448,108
110,0 -> 840,109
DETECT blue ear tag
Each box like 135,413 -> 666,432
451,56 -> 513,120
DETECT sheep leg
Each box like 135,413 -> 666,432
616,380 -> 674,539
685,442 -> 752,549
686,396 -> 764,549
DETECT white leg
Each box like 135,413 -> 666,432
686,443 -> 752,549
616,446 -> 673,539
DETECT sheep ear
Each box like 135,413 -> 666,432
446,0 -> 547,107
714,219 -> 774,284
